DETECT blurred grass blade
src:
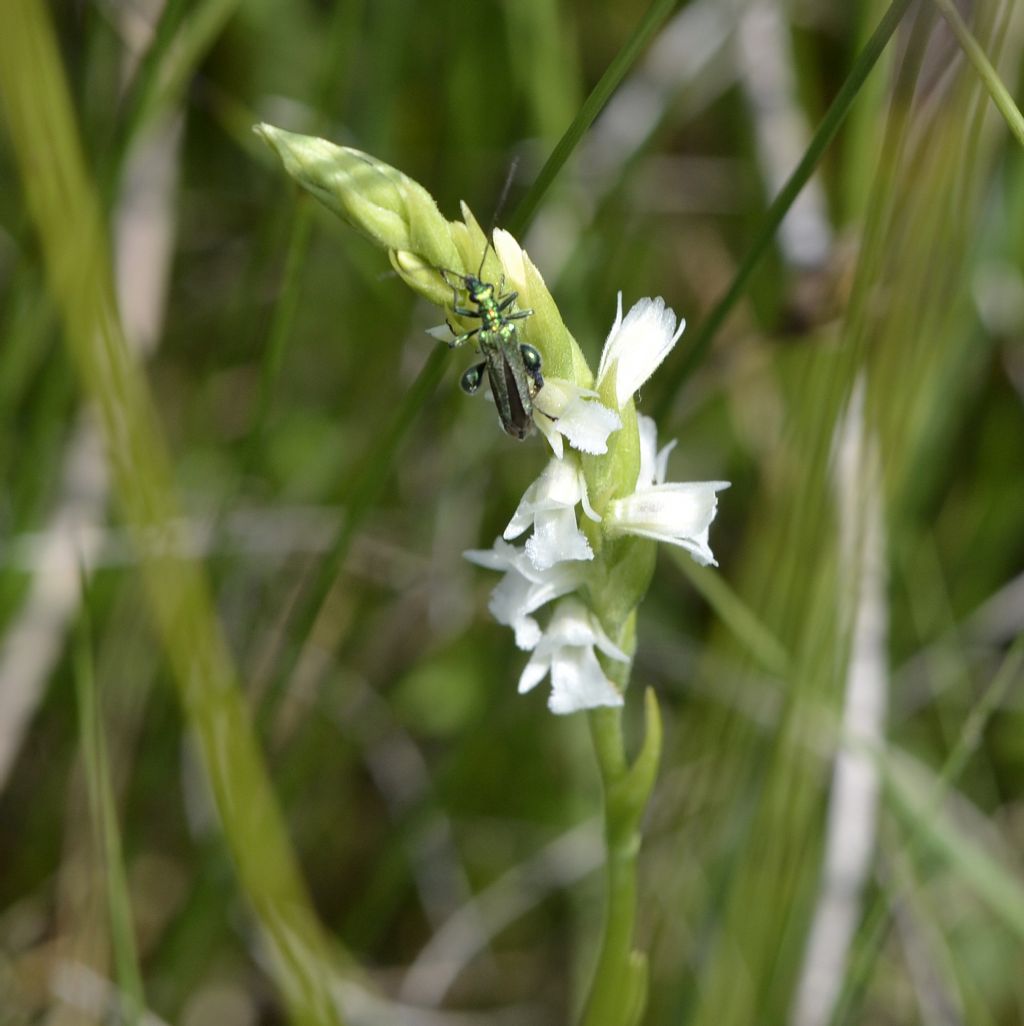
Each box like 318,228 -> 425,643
885,742 -> 1024,940
247,196 -> 315,470
832,634 -> 1024,1025
106,0 -> 241,195
670,552 -> 792,679
73,585 -> 145,1026
931,0 -> 1024,148
0,3 -> 347,1023
102,0 -> 189,190
655,0 -> 914,412
509,0 -> 679,236
266,345 -> 449,717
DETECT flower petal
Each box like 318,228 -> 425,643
464,539 -> 586,648
526,507 -> 593,570
535,414 -> 564,459
426,322 -> 456,343
537,598 -> 627,658
504,459 -> 587,538
597,295 -> 685,408
655,438 -> 677,486
503,458 -> 595,569
637,414 -> 659,488
518,652 -> 550,694
518,599 -> 628,714
548,647 -> 624,714
607,481 -> 729,566
534,378 -> 621,456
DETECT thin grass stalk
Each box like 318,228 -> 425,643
245,196 -> 315,475
509,0 -> 680,236
932,0 -> 1024,148
654,0 -> 914,412
73,594 -> 145,1026
826,7 -> 1019,1020
835,632 -> 1024,1023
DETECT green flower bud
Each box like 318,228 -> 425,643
254,124 -> 460,271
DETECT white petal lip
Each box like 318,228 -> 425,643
548,648 -> 624,714
464,539 -> 585,649
504,458 -> 588,541
533,378 -> 621,457
608,481 -> 730,566
517,598 -> 629,714
525,508 -> 593,570
503,458 -> 595,569
557,397 -> 622,455
597,293 -> 686,408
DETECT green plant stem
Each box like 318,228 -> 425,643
931,0 -> 1024,148
581,690 -> 662,1026
509,0 -> 679,237
654,0 -> 913,414
582,711 -> 639,1026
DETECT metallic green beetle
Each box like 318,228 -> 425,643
442,262 -> 544,440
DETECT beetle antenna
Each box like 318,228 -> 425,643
492,156 -> 520,231
476,241 -> 491,280
477,155 -> 520,279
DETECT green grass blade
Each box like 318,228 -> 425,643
101,0 -> 240,204
265,345 -> 449,716
654,0 -> 914,414
73,588 -> 145,1026
932,0 -> 1024,149
509,0 -> 680,236
0,4 -> 347,1022
670,552 -> 792,680
246,196 -> 315,472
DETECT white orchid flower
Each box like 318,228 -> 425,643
464,539 -> 586,650
605,415 -> 729,566
504,457 -> 600,570
532,291 -> 684,458
518,598 -> 629,715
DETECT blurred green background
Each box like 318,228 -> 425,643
1,0 -> 1023,1024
